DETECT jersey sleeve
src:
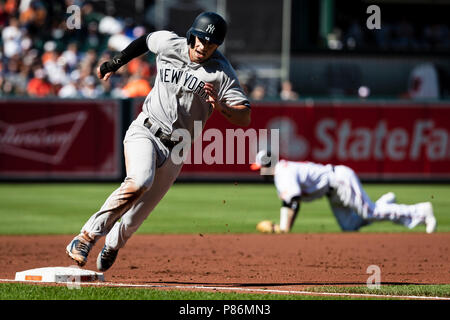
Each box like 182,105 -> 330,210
274,165 -> 301,203
218,64 -> 250,108
146,31 -> 178,54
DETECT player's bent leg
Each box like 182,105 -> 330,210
98,156 -> 183,271
331,167 -> 433,232
67,135 -> 158,266
329,204 -> 368,231
68,179 -> 152,267
368,201 -> 436,233
81,138 -> 157,241
87,179 -> 148,234
92,178 -> 149,271
106,156 -> 182,249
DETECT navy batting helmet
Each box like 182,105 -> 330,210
187,12 -> 227,46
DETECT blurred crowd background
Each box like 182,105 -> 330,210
0,0 -> 157,99
0,0 -> 449,100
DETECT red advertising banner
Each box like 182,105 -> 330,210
176,101 -> 450,180
0,100 -> 121,180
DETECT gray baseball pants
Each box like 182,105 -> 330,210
328,165 -> 427,231
81,112 -> 182,249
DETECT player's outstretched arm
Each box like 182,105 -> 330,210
97,35 -> 149,81
216,103 -> 251,127
280,196 -> 301,232
203,83 -> 251,127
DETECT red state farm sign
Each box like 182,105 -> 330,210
0,100 -> 121,180
179,102 -> 450,180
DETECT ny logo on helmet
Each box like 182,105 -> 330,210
205,24 -> 215,34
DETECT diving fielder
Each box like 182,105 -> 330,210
251,151 -> 437,234
66,12 -> 251,271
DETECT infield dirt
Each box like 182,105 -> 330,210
1,234 -> 449,291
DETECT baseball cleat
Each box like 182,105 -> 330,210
97,245 -> 119,272
66,234 -> 93,267
415,202 -> 436,234
420,202 -> 437,234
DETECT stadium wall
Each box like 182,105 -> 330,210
1,98 -> 449,182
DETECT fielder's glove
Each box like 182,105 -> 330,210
256,220 -> 281,234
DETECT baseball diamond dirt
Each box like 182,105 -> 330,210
1,234 -> 449,293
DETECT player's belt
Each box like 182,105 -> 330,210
143,118 -> 178,150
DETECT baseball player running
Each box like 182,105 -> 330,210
66,12 -> 251,271
252,151 -> 437,234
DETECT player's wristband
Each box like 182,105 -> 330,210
99,53 -> 125,78
99,35 -> 148,78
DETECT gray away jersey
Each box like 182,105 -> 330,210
143,30 -> 249,138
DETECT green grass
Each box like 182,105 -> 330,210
0,183 -> 448,234
1,283 -> 448,300
308,284 -> 450,298
0,182 -> 448,301
0,283 -> 394,300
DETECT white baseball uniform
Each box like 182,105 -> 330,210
274,160 -> 430,231
81,31 -> 249,249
